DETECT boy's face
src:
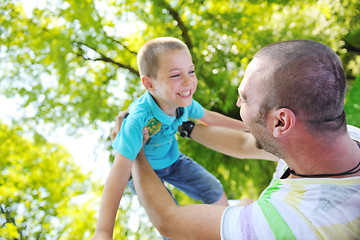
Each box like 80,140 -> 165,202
149,49 -> 198,116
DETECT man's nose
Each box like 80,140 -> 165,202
236,97 -> 242,107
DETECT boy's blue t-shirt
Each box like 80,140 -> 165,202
112,91 -> 205,170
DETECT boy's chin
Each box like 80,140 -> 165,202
179,99 -> 193,107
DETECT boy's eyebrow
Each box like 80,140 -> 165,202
168,65 -> 195,72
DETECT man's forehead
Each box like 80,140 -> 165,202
238,59 -> 260,90
247,57 -> 274,75
237,85 -> 243,97
245,57 -> 276,83
238,57 -> 272,98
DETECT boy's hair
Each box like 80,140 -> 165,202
137,37 -> 189,79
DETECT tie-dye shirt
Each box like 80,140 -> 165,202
221,125 -> 360,240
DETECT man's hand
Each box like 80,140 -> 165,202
110,110 -> 129,141
90,231 -> 112,240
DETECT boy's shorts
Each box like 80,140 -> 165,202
128,153 -> 224,204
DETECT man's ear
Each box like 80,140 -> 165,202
269,108 -> 296,138
142,75 -> 155,91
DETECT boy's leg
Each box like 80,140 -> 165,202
158,153 -> 229,206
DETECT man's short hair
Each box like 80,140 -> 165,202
255,40 -> 346,133
137,37 -> 189,79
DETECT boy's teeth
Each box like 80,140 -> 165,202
179,91 -> 190,96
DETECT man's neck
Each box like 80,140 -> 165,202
285,133 -> 360,179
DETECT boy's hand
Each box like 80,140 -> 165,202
110,110 -> 129,141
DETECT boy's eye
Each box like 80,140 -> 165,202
189,70 -> 195,74
170,74 -> 180,78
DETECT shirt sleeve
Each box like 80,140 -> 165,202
111,113 -> 144,161
347,125 -> 360,142
188,99 -> 205,119
221,206 -> 244,240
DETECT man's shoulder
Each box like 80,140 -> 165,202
348,125 -> 360,142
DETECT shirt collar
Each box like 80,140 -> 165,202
146,91 -> 189,125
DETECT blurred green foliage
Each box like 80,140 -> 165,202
345,74 -> 360,128
1,0 -> 359,238
0,122 -> 97,239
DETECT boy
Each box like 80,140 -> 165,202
92,37 -> 247,239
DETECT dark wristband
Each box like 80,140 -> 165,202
179,121 -> 195,138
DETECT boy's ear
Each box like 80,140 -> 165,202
141,75 -> 155,91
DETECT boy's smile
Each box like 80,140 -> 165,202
147,49 -> 198,116
178,90 -> 191,97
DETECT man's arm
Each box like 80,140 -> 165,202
92,153 -> 133,239
199,109 -> 248,130
132,149 -> 227,239
191,124 -> 278,161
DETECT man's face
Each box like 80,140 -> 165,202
237,58 -> 283,157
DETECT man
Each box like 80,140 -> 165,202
131,40 -> 360,239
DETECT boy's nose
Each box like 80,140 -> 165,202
182,76 -> 191,85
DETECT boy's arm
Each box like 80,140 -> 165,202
132,150 -> 227,240
198,109 -> 247,131
191,124 -> 278,161
92,153 -> 133,239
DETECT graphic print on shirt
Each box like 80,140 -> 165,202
145,118 -> 162,144
316,184 -> 359,212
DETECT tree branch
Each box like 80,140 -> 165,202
163,2 -> 193,50
102,30 -> 138,55
111,38 -> 138,55
74,41 -> 139,76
